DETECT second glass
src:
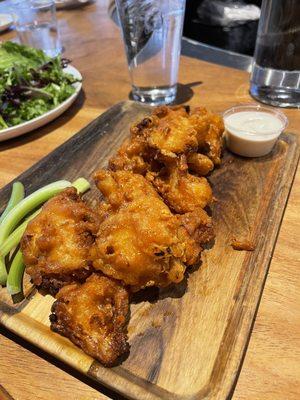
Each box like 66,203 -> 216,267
115,0 -> 186,105
250,0 -> 300,108
12,0 -> 62,58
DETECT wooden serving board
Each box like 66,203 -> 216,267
0,101 -> 299,400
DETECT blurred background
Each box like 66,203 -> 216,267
183,0 -> 261,56
1,0 -> 261,58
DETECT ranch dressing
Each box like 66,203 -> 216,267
223,105 -> 288,157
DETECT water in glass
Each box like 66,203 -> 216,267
116,0 -> 186,105
17,22 -> 60,58
13,0 -> 62,58
250,0 -> 300,108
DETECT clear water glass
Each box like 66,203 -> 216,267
250,0 -> 300,108
115,0 -> 186,105
12,0 -> 62,58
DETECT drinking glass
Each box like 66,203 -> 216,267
12,0 -> 62,58
115,0 -> 186,105
250,0 -> 300,108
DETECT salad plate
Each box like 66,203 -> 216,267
0,65 -> 82,142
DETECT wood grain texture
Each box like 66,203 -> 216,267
0,101 -> 298,400
233,162 -> 300,400
0,2 -> 300,399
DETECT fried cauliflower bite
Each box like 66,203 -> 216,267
147,156 -> 213,214
179,208 -> 215,245
189,107 -> 224,165
50,273 -> 129,367
130,106 -> 199,156
186,153 -> 214,176
109,137 -> 150,175
130,106 -> 224,164
109,106 -> 223,179
21,188 -> 99,295
91,170 -> 202,291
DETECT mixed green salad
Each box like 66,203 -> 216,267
0,41 -> 80,130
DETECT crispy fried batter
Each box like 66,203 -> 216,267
50,273 -> 129,367
187,153 -> 214,176
147,157 -> 213,214
149,171 -> 212,214
108,106 -> 223,214
109,137 -> 150,175
91,170 -> 202,291
231,238 -> 256,251
130,105 -> 224,163
189,107 -> 224,165
21,188 -> 100,295
130,106 -> 199,156
179,208 -> 215,245
110,106 -> 224,175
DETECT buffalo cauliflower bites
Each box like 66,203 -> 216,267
108,105 -> 223,214
147,158 -> 213,214
50,273 -> 129,366
109,105 -> 224,175
187,153 -> 214,176
130,106 -> 199,156
91,170 -> 202,290
20,104 -> 223,367
21,188 -> 99,295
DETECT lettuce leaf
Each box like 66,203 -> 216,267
0,42 -> 49,71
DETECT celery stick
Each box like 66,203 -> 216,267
0,209 -> 41,258
72,177 -> 90,193
0,259 -> 7,286
0,180 -> 71,245
7,250 -> 25,298
0,182 -> 25,224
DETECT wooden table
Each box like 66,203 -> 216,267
0,2 -> 299,399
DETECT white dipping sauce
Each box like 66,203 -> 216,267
224,108 -> 287,157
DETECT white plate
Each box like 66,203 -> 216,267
0,65 -> 82,142
0,13 -> 13,32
